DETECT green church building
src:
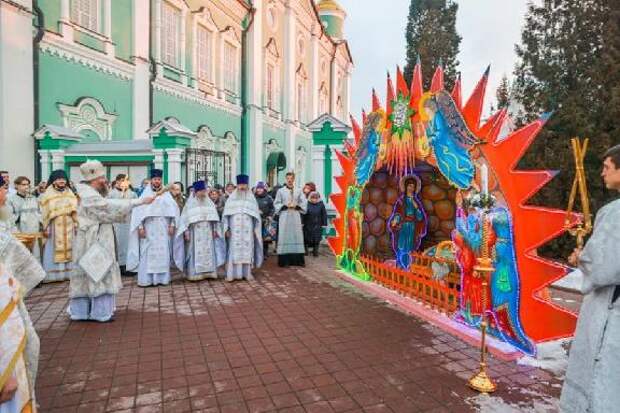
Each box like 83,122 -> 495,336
0,0 -> 352,195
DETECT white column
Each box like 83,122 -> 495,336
312,145 -> 325,198
180,8 -> 188,85
282,3 -> 296,122
331,145 -> 342,203
38,150 -> 51,181
191,17 -> 198,90
286,124 -> 296,176
59,0 -> 74,41
344,65 -> 352,121
104,0 -> 115,56
132,0 -> 150,138
153,149 -> 164,170
153,0 -> 163,77
330,57 -> 338,117
166,148 -> 184,184
0,0 -> 35,180
310,33 -> 319,120
246,0 -> 264,183
50,150 -> 65,171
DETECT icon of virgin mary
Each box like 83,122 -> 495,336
388,175 -> 428,269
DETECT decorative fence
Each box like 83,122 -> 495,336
360,253 -> 461,314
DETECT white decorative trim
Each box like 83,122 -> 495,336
58,97 -> 117,141
40,34 -> 133,81
263,113 -> 286,131
306,113 -> 351,133
152,77 -> 242,116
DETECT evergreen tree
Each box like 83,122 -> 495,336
512,0 -> 615,257
404,0 -> 461,90
495,75 -> 511,109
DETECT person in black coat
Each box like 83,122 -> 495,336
254,181 -> 275,257
303,191 -> 327,257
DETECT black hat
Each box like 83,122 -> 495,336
236,174 -> 249,185
151,169 -> 163,178
48,169 -> 68,184
0,175 -> 4,188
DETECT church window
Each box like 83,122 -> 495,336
162,2 -> 181,67
71,0 -> 100,32
197,25 -> 212,82
223,42 -> 238,94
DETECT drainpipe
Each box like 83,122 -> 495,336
32,0 -> 45,182
240,3 -> 256,175
149,3 -> 155,127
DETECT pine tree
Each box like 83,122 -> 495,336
403,0 -> 461,90
512,0 -> 615,257
495,75 -> 511,109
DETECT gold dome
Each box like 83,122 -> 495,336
316,0 -> 344,13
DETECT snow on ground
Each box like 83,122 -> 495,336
517,339 -> 571,378
467,393 -> 559,413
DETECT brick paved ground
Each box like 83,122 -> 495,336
27,249 -> 566,412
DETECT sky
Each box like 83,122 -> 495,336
339,0 -> 530,118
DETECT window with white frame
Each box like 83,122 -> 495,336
223,42 -> 238,94
161,2 -> 181,67
266,63 -> 275,109
197,25 -> 212,82
71,0 -> 100,32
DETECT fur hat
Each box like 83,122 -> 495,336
80,160 -> 106,182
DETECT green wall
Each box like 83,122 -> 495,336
38,52 -> 133,141
153,91 -> 241,138
112,0 -> 133,61
40,0 -> 61,33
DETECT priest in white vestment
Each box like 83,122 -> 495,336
174,181 -> 226,281
127,169 -> 182,287
7,176 -> 41,234
0,175 -> 45,411
560,145 -> 620,413
107,174 -> 137,272
222,174 -> 263,281
70,161 -> 155,322
274,172 -> 307,267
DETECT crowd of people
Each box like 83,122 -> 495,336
0,161 -> 329,410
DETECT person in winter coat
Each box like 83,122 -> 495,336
303,191 -> 327,257
254,181 -> 275,257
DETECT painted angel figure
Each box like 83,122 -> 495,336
388,175 -> 428,269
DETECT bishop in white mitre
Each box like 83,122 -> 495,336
222,174 -> 263,281
69,160 -> 155,322
127,169 -> 182,287
173,180 -> 226,281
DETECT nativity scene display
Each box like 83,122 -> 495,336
328,61 -> 581,356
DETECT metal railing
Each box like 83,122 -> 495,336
360,253 -> 461,314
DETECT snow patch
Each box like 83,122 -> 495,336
467,393 -> 559,413
517,339 -> 570,377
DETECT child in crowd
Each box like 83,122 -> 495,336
303,191 -> 327,257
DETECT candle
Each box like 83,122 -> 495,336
481,164 -> 489,196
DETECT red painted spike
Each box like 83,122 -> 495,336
372,89 -> 381,112
451,75 -> 462,108
430,66 -> 444,92
327,237 -> 343,256
478,109 -> 507,141
350,115 -> 361,145
396,66 -> 409,97
330,193 -> 346,215
516,207 -> 573,252
334,176 -> 349,192
344,140 -> 357,157
386,73 -> 396,118
361,109 -> 368,124
501,170 -> 556,205
518,256 -> 577,341
486,118 -> 546,171
463,66 -> 490,132
410,62 -> 423,109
